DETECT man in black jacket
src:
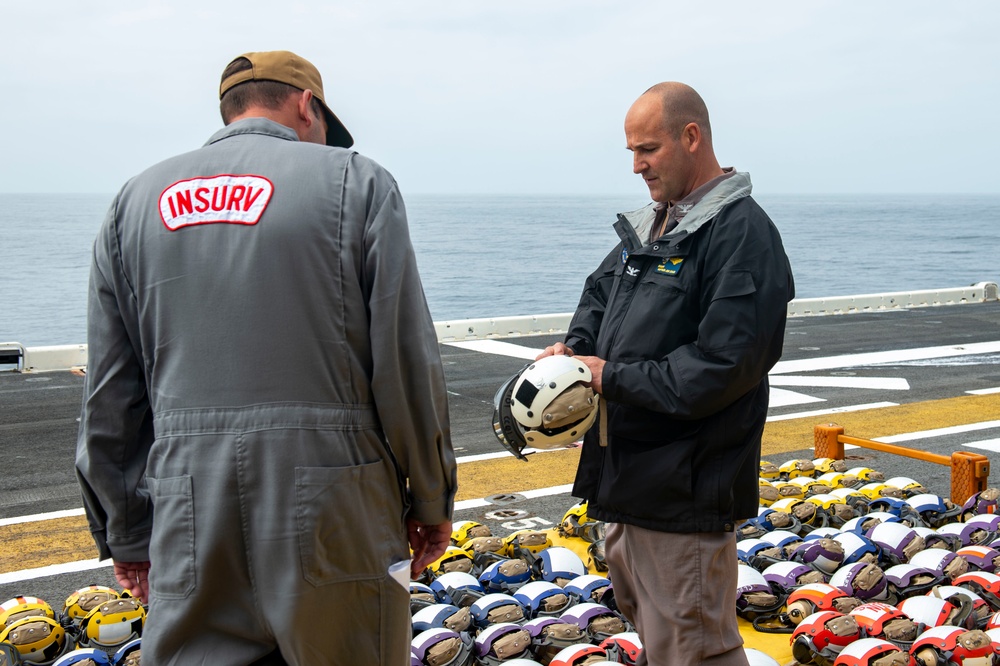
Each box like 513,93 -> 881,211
538,83 -> 794,665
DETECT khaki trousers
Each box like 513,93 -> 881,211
605,523 -> 749,666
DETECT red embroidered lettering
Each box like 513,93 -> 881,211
159,175 -> 274,231
210,186 -> 228,212
175,190 -> 193,216
194,187 -> 210,213
243,187 -> 263,211
227,185 -> 246,211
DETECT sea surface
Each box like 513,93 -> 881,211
1,193 -> 998,346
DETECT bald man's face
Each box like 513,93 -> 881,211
625,94 -> 694,203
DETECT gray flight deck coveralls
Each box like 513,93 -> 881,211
77,118 -> 457,665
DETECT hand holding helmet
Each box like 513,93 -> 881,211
492,356 -> 599,460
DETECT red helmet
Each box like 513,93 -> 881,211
832,637 -> 913,665
792,611 -> 862,665
909,625 -> 995,665
786,583 -> 862,626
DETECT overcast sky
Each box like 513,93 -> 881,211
2,1 -> 998,196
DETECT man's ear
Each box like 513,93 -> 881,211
681,122 -> 702,153
297,89 -> 316,125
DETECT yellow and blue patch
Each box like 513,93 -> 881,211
655,257 -> 684,275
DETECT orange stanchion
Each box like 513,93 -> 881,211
813,423 -> 845,459
813,424 -> 991,506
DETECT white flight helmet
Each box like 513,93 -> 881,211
493,356 -> 598,459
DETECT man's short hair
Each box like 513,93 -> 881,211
645,82 -> 713,143
219,57 -> 321,124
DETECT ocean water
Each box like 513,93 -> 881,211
1,193 -> 998,346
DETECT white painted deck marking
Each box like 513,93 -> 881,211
968,387 -> 1000,396
0,508 -> 85,527
964,439 -> 1000,453
873,421 -> 1000,444
448,339 -> 1000,374
769,388 -> 825,408
770,341 -> 1000,374
446,339 -> 540,360
454,484 -> 574,511
770,376 -> 910,390
456,447 -> 577,464
766,402 -> 899,422
0,559 -> 109,586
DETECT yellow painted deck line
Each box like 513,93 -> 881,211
4,393 -> 999,577
760,392 -> 1000,457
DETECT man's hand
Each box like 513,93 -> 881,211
574,355 -> 606,394
114,560 -> 150,603
407,518 -> 452,579
536,342 -> 574,360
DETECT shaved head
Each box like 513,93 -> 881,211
642,82 -> 712,144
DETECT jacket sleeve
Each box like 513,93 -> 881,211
602,206 -> 794,419
564,244 -> 621,356
75,194 -> 155,562
359,164 -> 457,525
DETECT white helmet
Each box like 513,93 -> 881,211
493,357 -> 598,458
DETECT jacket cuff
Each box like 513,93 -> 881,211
563,337 -> 589,357
106,532 -> 152,563
408,490 -> 455,526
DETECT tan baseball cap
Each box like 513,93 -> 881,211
220,50 -> 353,148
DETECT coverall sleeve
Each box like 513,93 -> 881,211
564,244 -> 621,356
360,170 -> 457,526
75,195 -> 155,562
602,210 -> 794,419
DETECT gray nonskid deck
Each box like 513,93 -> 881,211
3,301 -> 1000,604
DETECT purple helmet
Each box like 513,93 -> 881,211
828,562 -> 890,601
790,538 -> 845,575
559,602 -> 628,642
882,563 -> 946,600
474,623 -> 532,665
762,561 -> 827,595
411,628 -> 475,666
910,548 -> 971,581
957,545 -> 1000,574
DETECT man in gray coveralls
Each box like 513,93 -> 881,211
77,50 -> 456,665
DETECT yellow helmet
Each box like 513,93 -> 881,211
78,597 -> 145,651
0,616 -> 70,664
812,458 -> 848,475
815,472 -> 854,490
786,477 -> 829,497
759,461 -> 780,480
0,596 -> 55,629
559,501 -> 604,541
451,521 -> 492,547
63,585 -> 121,625
845,467 -> 885,484
780,459 -> 816,480
502,530 -> 552,558
429,546 -> 475,576
858,482 -> 904,501
773,481 -> 805,501
759,479 -> 780,507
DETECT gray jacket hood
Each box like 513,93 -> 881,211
618,171 -> 753,247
